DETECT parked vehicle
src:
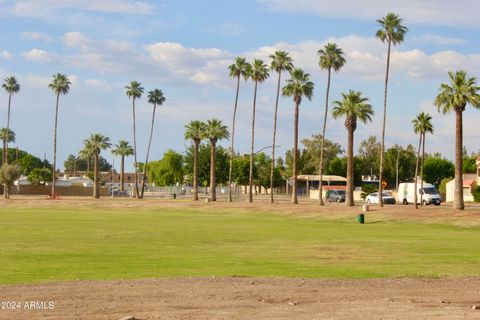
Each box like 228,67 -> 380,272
397,182 -> 441,205
326,189 -> 346,203
365,192 -> 396,204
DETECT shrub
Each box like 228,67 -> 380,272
473,186 -> 480,203
360,183 -> 378,200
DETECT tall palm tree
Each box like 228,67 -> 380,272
412,112 -> 433,209
332,90 -> 374,206
248,59 -> 269,203
140,89 -> 166,198
376,13 -> 407,206
48,73 -> 71,197
79,141 -> 94,176
184,120 -> 206,201
2,76 -> 20,165
112,140 -> 134,192
227,57 -> 250,202
125,81 -> 144,198
0,128 -> 15,166
282,68 -> 314,204
435,71 -> 480,210
85,134 -> 111,198
317,43 -> 346,205
204,119 -> 229,202
269,51 -> 293,203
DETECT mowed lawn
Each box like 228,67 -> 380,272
0,206 -> 479,284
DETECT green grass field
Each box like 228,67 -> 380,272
1,206 -> 479,284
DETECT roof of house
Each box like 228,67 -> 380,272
463,178 -> 476,187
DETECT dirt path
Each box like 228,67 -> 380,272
1,277 -> 480,319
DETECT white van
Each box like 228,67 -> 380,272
397,182 -> 442,206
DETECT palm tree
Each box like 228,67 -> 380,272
317,43 -> 346,205
412,112 -> 433,209
269,51 -> 293,203
48,73 -> 71,197
85,133 -> 111,199
376,13 -> 407,206
112,140 -> 134,192
79,141 -> 94,176
125,81 -> 144,198
2,76 -> 20,165
184,120 -> 206,201
204,119 -> 229,201
282,68 -> 314,204
332,90 -> 374,206
0,128 -> 15,165
435,71 -> 480,210
227,57 -> 250,202
140,89 -> 166,198
248,58 -> 269,203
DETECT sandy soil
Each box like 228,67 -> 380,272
1,277 -> 480,319
1,196 -> 480,319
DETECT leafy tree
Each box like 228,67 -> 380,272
332,90 -> 374,206
184,120 -> 206,200
0,164 -> 20,199
361,183 -> 378,200
284,148 -> 316,178
382,144 -> 416,188
282,68 -> 314,204
326,156 -> 364,187
125,80 -> 144,198
85,133 -> 111,198
435,70 -> 480,210
64,154 -> 112,172
358,136 -> 381,177
317,42 -> 346,205
232,154 -> 251,187
111,140 -> 134,192
376,12 -> 408,207
248,59 -> 269,203
27,168 -> 52,185
269,50 -> 293,203
184,143 -> 229,188
49,73 -> 71,197
141,88 -> 166,198
228,57 -> 250,202
423,156 -> 454,187
463,155 -> 478,173
2,76 -> 20,165
301,134 -> 344,173
146,149 -> 183,186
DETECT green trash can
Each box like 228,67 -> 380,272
357,213 -> 365,224
173,193 -> 177,199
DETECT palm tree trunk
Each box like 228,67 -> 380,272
318,67 -> 332,205
291,98 -> 299,204
1,139 -> 5,165
420,132 -> 426,206
210,141 -> 216,201
193,141 -> 199,201
414,134 -> 422,209
346,127 -> 354,206
120,155 -> 125,191
454,110 -> 464,210
51,92 -> 60,197
378,39 -> 392,207
249,81 -> 258,203
93,150 -> 99,199
132,97 -> 140,198
141,102 -> 157,198
228,75 -> 241,203
5,93 -> 12,165
270,70 -> 282,203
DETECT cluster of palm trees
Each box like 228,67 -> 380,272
184,119 -> 229,201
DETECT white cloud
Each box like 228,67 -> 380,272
413,34 -> 467,46
22,31 -> 53,42
1,50 -> 13,60
23,73 -> 51,88
257,0 -> 480,27
84,78 -> 112,90
22,49 -> 53,62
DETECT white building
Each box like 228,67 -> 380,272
445,157 -> 480,202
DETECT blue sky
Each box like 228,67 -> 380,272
0,0 -> 479,171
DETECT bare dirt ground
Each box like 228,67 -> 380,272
1,277 -> 480,319
1,196 -> 480,319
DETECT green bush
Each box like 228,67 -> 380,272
360,183 -> 378,200
473,186 -> 480,203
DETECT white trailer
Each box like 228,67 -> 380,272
397,182 -> 441,205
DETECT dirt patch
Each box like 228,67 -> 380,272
1,277 -> 480,319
